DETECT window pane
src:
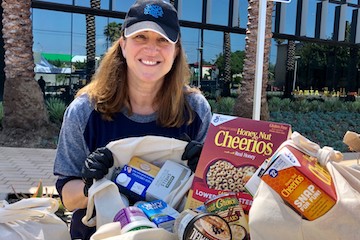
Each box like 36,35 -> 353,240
238,0 -> 248,29
180,0 -> 203,22
181,27 -> 201,63
306,1 -> 318,38
281,1 -> 297,35
42,0 -> 73,4
74,0 -> 89,7
33,9 -> 73,55
208,0 -> 229,26
113,0 -> 135,12
204,30 -> 224,61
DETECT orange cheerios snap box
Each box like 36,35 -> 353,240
185,113 -> 291,214
261,144 -> 337,220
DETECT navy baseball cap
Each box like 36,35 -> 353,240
122,0 -> 180,44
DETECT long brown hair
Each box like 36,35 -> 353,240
76,36 -> 199,127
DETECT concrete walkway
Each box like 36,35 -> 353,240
0,146 -> 359,201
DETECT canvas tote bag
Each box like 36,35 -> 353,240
90,223 -> 177,240
249,132 -> 360,240
0,197 -> 71,240
82,136 -> 190,239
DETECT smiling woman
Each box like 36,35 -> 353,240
52,1 -> 212,239
120,31 -> 178,96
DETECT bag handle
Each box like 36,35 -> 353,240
82,178 -> 126,228
281,132 -> 343,166
0,198 -> 59,223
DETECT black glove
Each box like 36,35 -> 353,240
81,147 -> 114,197
181,139 -> 203,172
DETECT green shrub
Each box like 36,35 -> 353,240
268,97 -> 283,112
270,111 -> 360,152
210,96 -> 360,152
322,99 -> 344,112
307,100 -> 322,112
216,97 -> 235,115
268,97 -> 292,112
292,99 -> 313,113
207,99 -> 217,113
46,97 -> 67,124
344,101 -> 360,113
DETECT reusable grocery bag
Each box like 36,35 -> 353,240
249,132 -> 360,240
90,223 -> 177,240
82,136 -> 191,234
0,197 -> 71,240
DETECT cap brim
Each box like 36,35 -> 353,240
124,21 -> 178,44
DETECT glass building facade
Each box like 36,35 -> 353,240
1,0 -> 359,100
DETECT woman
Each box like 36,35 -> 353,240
53,0 -> 212,239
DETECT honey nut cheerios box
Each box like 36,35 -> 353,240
185,113 -> 291,214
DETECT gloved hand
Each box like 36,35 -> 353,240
81,147 -> 114,197
180,134 -> 203,172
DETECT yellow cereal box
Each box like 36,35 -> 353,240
261,144 -> 337,220
185,113 -> 291,213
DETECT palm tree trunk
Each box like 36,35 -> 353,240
86,0 -> 100,83
283,40 -> 296,98
234,0 -> 273,120
222,32 -> 232,97
1,0 -> 48,129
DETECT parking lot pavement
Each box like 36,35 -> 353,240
0,147 -> 57,200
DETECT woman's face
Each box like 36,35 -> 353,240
120,31 -> 178,85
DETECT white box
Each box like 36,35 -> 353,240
146,161 -> 191,201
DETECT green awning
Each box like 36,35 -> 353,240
41,53 -> 72,62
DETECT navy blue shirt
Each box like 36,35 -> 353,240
53,92 -> 212,239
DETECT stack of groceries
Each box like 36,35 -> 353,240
109,114 -> 340,239
111,156 -> 250,240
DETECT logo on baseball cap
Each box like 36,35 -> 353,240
122,0 -> 180,44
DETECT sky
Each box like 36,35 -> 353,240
32,0 -> 359,64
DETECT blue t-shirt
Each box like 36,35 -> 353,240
53,92 -> 212,239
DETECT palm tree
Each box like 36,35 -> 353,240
222,32 -> 232,97
1,0 -> 48,130
104,22 -> 122,44
234,0 -> 273,120
86,0 -> 100,83
283,40 -> 296,98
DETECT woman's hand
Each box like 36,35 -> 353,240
181,140 -> 203,172
81,147 -> 114,196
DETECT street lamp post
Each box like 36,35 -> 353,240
211,58 -> 217,88
253,0 -> 292,120
197,47 -> 203,88
293,56 -> 300,91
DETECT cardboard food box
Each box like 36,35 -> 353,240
146,161 -> 191,201
136,199 -> 180,232
260,144 -> 337,220
185,113 -> 291,213
115,156 -> 160,203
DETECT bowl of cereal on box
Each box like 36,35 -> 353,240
204,159 -> 257,193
